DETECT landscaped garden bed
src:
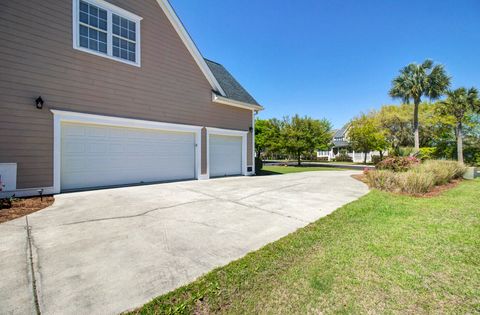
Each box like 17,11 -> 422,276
364,158 -> 466,196
0,196 -> 55,224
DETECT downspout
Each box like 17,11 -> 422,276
252,110 -> 257,175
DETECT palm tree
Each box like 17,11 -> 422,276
438,87 -> 480,163
389,60 -> 450,152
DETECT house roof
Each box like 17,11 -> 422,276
334,124 -> 349,138
205,59 -> 260,107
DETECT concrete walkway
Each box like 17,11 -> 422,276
0,171 -> 368,315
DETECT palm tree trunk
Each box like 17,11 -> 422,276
297,150 -> 301,166
364,152 -> 367,164
413,99 -> 420,153
457,122 -> 464,163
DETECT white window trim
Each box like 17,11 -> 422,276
205,127 -> 248,180
72,0 -> 143,67
51,110 -> 202,193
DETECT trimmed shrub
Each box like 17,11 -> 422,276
376,156 -> 420,172
255,157 -> 263,172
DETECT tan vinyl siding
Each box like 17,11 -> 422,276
0,0 -> 253,189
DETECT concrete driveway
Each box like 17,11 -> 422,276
0,171 -> 368,314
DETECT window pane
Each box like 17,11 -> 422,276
121,27 -> 128,38
89,28 -> 98,40
80,12 -> 88,24
113,36 -> 119,47
89,39 -> 98,50
128,42 -> 135,52
128,31 -> 135,41
112,25 -> 119,36
80,25 -> 88,36
128,21 -> 135,31
80,36 -> 88,48
99,32 -> 107,43
121,18 -> 128,28
89,5 -> 98,17
99,42 -> 107,53
99,9 -> 107,20
113,14 -> 120,26
90,16 -> 98,27
121,49 -> 127,59
120,39 -> 127,49
80,1 -> 88,13
128,52 -> 135,62
99,19 -> 107,31
113,46 -> 120,57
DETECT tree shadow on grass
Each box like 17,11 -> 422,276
256,170 -> 283,176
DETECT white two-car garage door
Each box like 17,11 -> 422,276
209,134 -> 243,177
61,123 -> 196,191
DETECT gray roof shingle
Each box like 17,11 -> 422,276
205,59 -> 260,106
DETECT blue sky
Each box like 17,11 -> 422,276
170,0 -> 480,128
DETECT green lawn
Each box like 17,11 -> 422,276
133,180 -> 480,314
258,165 -> 347,175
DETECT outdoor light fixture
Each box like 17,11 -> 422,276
249,127 -> 253,132
35,96 -> 44,109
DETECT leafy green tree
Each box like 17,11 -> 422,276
348,114 -> 389,164
281,115 -> 332,165
255,118 -> 281,158
376,104 -> 414,149
437,87 -> 480,163
389,60 -> 450,152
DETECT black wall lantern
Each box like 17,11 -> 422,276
35,96 -> 44,109
249,126 -> 253,133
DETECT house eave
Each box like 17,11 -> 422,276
212,93 -> 264,111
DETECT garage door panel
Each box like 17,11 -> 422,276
209,134 -> 242,177
61,123 -> 196,190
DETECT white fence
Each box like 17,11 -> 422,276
317,150 -> 384,163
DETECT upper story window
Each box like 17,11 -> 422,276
73,0 -> 142,66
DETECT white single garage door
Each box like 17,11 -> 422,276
209,134 -> 242,177
61,122 -> 195,191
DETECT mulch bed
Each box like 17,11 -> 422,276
0,196 -> 55,224
351,174 -> 462,198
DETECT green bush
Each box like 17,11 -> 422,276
366,160 -> 466,195
418,147 -> 436,160
255,157 -> 263,172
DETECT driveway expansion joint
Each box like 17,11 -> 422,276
25,216 -> 42,315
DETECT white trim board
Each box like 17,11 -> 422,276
156,0 -> 225,96
51,110 -> 203,193
205,127 -> 248,179
212,93 -> 264,111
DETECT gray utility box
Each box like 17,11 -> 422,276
463,167 -> 477,180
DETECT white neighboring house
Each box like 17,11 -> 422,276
317,124 -> 386,163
